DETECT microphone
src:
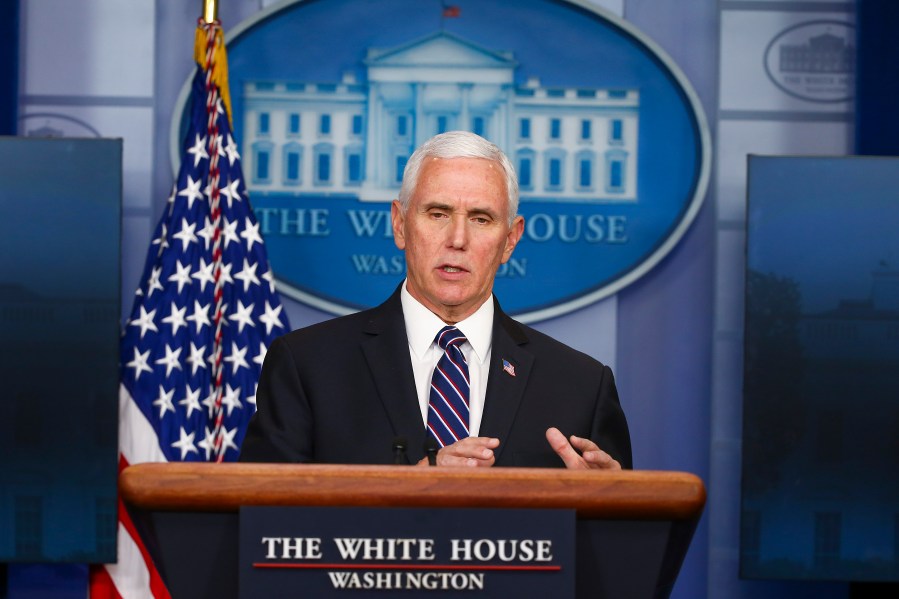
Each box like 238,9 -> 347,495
423,436 -> 439,466
392,436 -> 408,465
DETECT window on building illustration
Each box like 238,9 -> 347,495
352,114 -> 364,136
313,143 -> 333,186
397,115 -> 408,138
347,154 -> 362,184
345,146 -> 363,185
519,118 -> 531,140
578,158 -> 592,189
396,155 -> 408,184
545,150 -> 565,192
252,141 -> 274,184
317,153 -> 330,183
517,149 -> 535,191
436,115 -> 448,135
605,151 -> 627,193
283,144 -> 302,185
609,160 -> 622,190
580,119 -> 591,140
472,116 -> 485,137
575,150 -> 595,191
519,158 -> 532,189
286,153 -> 300,183
257,152 -> 270,181
319,114 -> 331,136
288,113 -> 301,135
258,112 -> 270,135
814,512 -> 841,571
549,159 -> 561,187
609,119 -> 623,144
550,118 -> 562,141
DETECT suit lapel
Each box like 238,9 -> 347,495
359,288 -> 427,461
479,303 -> 533,463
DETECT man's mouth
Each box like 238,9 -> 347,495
440,265 -> 466,273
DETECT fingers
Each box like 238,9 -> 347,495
580,446 -> 621,470
546,427 -> 588,469
415,437 -> 499,468
546,427 -> 621,470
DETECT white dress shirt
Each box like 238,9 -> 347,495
400,280 -> 494,437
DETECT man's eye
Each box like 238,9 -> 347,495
472,217 -> 489,225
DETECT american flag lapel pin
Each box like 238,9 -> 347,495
502,359 -> 516,377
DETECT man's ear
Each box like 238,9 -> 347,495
391,200 -> 406,250
501,215 -> 525,263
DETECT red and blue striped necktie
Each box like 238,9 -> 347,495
427,326 -> 470,447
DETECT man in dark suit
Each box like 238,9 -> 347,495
240,131 -> 631,469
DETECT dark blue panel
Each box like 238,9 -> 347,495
855,1 -> 899,154
7,564 -> 87,599
743,156 -> 899,582
0,1 -> 18,135
0,138 -> 121,563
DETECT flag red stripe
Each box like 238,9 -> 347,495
88,565 -> 122,599
91,455 -> 172,599
114,456 -> 172,599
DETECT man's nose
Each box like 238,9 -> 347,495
448,215 -> 468,249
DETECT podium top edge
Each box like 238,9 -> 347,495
120,463 -> 706,522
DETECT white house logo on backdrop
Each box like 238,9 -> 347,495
173,0 -> 709,322
242,31 -> 639,204
764,20 -> 855,103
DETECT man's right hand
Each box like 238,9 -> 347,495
416,436 -> 500,467
545,427 -> 621,470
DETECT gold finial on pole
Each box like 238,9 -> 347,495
202,0 -> 218,23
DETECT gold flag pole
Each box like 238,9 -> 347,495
203,0 -> 218,23
194,0 -> 232,124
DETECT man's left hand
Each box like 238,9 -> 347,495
545,427 -> 621,470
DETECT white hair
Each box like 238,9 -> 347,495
397,131 -> 519,224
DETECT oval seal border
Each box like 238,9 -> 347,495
171,0 -> 710,323
763,19 -> 855,104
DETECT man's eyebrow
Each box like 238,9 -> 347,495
468,206 -> 499,219
420,201 -> 453,212
419,201 -> 500,219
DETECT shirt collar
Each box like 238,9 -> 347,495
401,280 -> 493,364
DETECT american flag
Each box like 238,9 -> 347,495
90,19 -> 289,598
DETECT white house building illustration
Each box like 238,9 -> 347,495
241,31 -> 639,202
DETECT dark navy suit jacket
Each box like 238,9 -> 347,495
240,287 -> 632,468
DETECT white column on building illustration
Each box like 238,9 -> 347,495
459,83 -> 472,132
498,87 -> 511,154
414,82 -> 425,147
365,85 -> 380,188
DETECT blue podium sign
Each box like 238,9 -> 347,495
239,506 -> 574,597
175,0 -> 709,321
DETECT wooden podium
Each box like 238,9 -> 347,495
121,463 -> 705,598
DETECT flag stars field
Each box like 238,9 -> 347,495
93,18 -> 291,597
171,427 -> 199,459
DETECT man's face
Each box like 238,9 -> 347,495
392,157 -> 524,324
